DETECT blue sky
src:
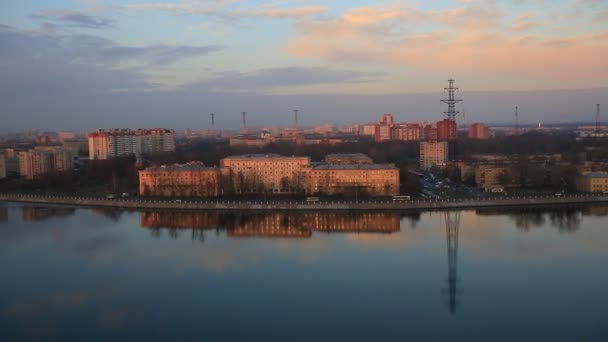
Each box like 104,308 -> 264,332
0,0 -> 607,132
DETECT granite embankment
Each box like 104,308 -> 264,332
1,193 -> 607,211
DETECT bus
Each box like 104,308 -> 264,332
392,195 -> 411,201
306,197 -> 320,202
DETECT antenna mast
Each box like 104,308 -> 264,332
242,112 -> 247,134
294,109 -> 299,128
515,106 -> 519,133
210,113 -> 215,130
596,104 -> 601,135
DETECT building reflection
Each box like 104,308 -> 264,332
21,206 -> 75,222
140,211 -> 401,239
0,207 -> 7,223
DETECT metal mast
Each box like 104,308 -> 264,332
210,113 -> 215,130
596,104 -> 601,135
441,79 -> 462,121
515,106 -> 519,133
294,109 -> 299,128
443,211 -> 462,314
242,112 -> 247,134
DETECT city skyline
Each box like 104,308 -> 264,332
1,0 -> 607,132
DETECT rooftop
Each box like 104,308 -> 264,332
311,163 -> 397,170
584,172 -> 608,178
224,154 -> 307,159
144,162 -> 217,172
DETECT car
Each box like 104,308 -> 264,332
121,193 -> 130,198
106,194 -> 115,199
174,199 -> 182,203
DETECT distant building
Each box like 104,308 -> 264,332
380,114 -> 394,125
139,162 -> 220,197
18,147 -> 74,180
391,124 -> 422,141
229,135 -> 268,148
58,131 -> 76,142
423,124 -> 438,141
374,124 -> 391,142
35,135 -> 51,145
0,153 -> 6,179
325,153 -> 373,165
469,123 -> 490,139
475,166 -> 510,188
576,172 -> 608,193
420,141 -> 448,169
437,119 -> 457,141
361,124 -> 377,136
88,128 -> 175,160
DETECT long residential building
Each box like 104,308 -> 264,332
139,162 -> 220,197
88,128 -> 175,160
221,154 -> 310,194
139,153 -> 399,197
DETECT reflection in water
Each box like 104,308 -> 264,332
0,207 -> 7,223
475,205 -> 608,232
443,211 -> 462,314
21,206 -> 75,222
140,211 -> 403,239
91,208 -> 126,222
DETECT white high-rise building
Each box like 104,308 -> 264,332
88,129 -> 175,160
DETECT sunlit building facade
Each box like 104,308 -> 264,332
88,128 -> 175,160
420,141 -> 448,169
139,162 -> 220,197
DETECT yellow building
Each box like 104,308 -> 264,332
221,154 -> 310,194
139,162 -> 220,197
305,163 -> 399,196
576,172 -> 608,193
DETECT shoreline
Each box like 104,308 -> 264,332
1,193 -> 607,212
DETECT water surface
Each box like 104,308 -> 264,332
1,203 -> 607,341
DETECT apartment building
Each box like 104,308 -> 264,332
88,128 -> 175,160
420,141 -> 448,170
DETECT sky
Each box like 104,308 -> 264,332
0,0 -> 607,132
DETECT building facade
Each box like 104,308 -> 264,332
420,141 -> 448,169
18,148 -> 74,180
475,166 -> 510,188
437,119 -> 457,141
0,153 -> 6,179
576,172 -> 608,193
469,123 -> 490,139
139,162 -> 220,197
391,124 -> 422,141
305,164 -> 399,196
221,154 -> 310,194
88,128 -> 175,160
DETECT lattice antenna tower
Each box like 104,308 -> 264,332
294,109 -> 299,128
441,79 -> 462,120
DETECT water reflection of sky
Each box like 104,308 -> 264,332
0,203 -> 607,341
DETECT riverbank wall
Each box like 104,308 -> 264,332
1,193 -> 607,211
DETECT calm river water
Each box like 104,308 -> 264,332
1,202 -> 607,341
